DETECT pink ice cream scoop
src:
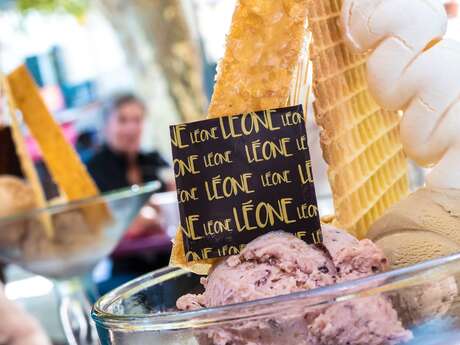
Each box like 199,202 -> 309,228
177,225 -> 412,345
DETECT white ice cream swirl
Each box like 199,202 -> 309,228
342,0 -> 460,189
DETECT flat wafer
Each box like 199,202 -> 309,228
306,0 -> 409,238
2,78 -> 54,236
208,0 -> 310,117
7,65 -> 110,231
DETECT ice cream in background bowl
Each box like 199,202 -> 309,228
0,176 -> 36,218
0,175 -> 101,277
0,174 -> 161,279
0,176 -> 36,246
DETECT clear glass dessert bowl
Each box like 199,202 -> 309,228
0,181 -> 161,345
93,251 -> 460,345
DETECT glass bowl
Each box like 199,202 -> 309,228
0,182 -> 161,345
0,181 -> 161,279
93,252 -> 460,345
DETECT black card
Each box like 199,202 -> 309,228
170,105 -> 321,262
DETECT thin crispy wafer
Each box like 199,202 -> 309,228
7,65 -> 110,231
170,0 -> 312,274
307,0 -> 409,238
208,0 -> 310,117
2,78 -> 54,237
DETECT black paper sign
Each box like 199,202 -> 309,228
170,105 -> 321,262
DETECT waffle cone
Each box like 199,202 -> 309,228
306,0 -> 409,238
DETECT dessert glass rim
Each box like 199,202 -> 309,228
0,180 -> 162,225
92,249 -> 460,332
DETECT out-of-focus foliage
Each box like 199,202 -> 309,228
17,0 -> 89,17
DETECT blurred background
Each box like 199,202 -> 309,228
0,0 -> 459,343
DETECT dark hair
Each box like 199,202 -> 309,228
102,92 -> 146,122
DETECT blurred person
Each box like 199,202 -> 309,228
88,93 -> 174,240
87,93 -> 173,193
0,283 -> 51,345
87,94 -> 174,293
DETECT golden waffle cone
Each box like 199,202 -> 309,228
306,0 -> 409,238
170,0 -> 312,274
